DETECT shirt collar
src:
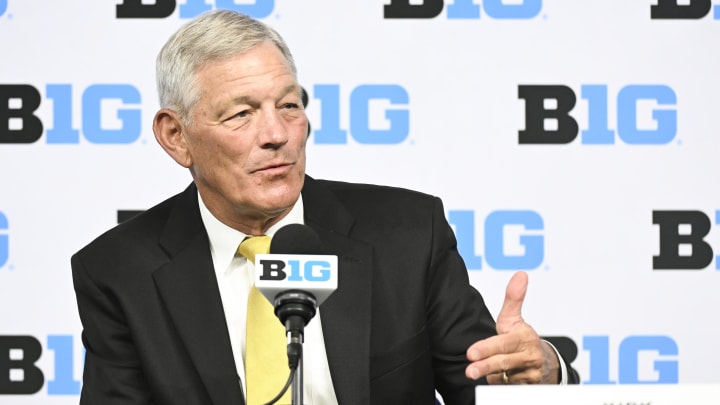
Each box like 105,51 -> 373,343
197,192 -> 305,276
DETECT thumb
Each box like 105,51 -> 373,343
496,271 -> 529,334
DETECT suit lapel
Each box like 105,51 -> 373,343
302,177 -> 373,404
152,186 -> 244,405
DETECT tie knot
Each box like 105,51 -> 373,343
237,235 -> 271,263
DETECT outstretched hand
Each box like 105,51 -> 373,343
465,271 -> 560,384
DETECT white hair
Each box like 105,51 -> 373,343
156,10 -> 297,125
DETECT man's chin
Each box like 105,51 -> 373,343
256,188 -> 301,213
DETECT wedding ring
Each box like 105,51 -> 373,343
502,370 -> 509,384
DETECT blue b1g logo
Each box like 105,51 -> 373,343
518,84 -> 677,145
0,212 -> 8,268
0,84 -> 141,144
384,0 -> 542,19
116,0 -> 274,19
448,210 -> 544,270
312,84 -> 410,145
584,335 -> 679,384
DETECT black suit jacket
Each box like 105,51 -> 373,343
72,176 -> 577,405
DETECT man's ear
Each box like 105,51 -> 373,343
153,109 -> 192,168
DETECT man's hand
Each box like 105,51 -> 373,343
465,271 -> 560,384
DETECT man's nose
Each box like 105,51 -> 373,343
258,109 -> 289,147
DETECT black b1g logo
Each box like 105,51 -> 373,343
653,210 -> 718,270
651,0 -> 719,19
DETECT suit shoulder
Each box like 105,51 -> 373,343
317,179 -> 437,203
72,189 -> 187,270
313,179 -> 441,221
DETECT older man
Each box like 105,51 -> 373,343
72,10 -> 578,405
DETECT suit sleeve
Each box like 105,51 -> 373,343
424,196 -> 496,403
424,197 -> 579,404
72,253 -> 155,405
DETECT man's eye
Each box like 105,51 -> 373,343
222,110 -> 250,124
282,103 -> 299,109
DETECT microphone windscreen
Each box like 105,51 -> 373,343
270,224 -> 327,255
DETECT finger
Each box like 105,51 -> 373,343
466,333 -> 521,362
486,371 -> 507,385
496,271 -> 529,334
466,349 -> 535,381
486,368 -> 544,385
466,347 -> 544,382
465,352 -> 513,381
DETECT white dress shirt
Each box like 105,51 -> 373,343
198,194 -> 339,404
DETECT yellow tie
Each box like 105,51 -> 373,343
238,236 -> 291,405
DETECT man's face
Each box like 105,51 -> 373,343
182,41 -> 308,230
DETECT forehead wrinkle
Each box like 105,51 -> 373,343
223,83 -> 300,107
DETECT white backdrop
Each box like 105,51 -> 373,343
1,0 -> 719,402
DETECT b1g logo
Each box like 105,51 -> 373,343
583,335 -> 678,384
0,212 -> 7,269
518,84 -> 677,145
530,335 -> 678,385
116,0 -> 274,19
653,210 -> 719,270
0,335 -> 82,395
0,84 -> 141,144
448,210 -> 544,270
312,84 -> 409,145
258,258 -> 333,282
255,254 -> 338,304
384,0 -> 542,19
651,0 -> 720,19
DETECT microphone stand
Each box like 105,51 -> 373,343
286,326 -> 304,405
289,331 -> 303,405
275,291 -> 317,405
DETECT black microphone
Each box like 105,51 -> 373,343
253,224 -> 338,368
269,224 -> 333,334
